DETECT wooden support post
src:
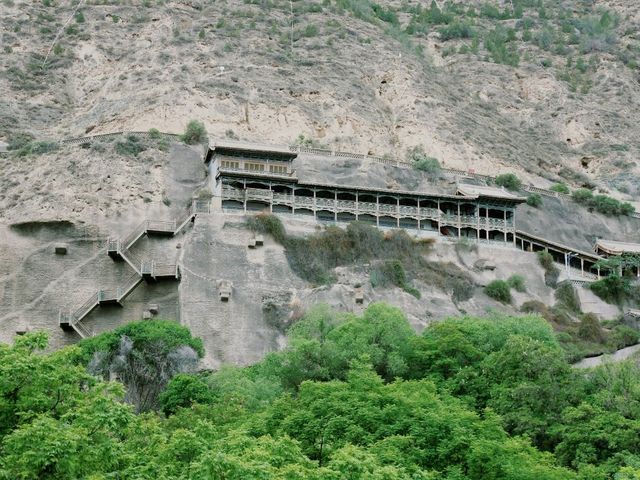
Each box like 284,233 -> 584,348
313,189 -> 317,220
243,179 -> 247,213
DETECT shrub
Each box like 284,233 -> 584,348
159,373 -> 214,416
572,188 -> 594,204
550,183 -> 570,194
520,300 -> 548,316
371,260 -> 420,299
607,325 -> 640,350
507,274 -> 526,293
537,251 -> 554,271
538,251 -> 560,288
13,140 -> 59,157
572,188 -> 635,216
246,213 -> 287,244
408,146 -> 440,175
485,280 -> 512,303
181,120 -> 207,145
484,26 -> 520,66
414,157 -> 440,174
589,275 -> 631,305
148,128 -> 162,139
526,193 -> 542,207
7,132 -> 35,151
301,24 -> 319,37
555,281 -> 581,313
494,173 -> 521,191
115,135 -> 146,157
578,313 -> 605,342
438,21 -> 475,40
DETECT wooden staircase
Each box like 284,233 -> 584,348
59,200 -> 210,338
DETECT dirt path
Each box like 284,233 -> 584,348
573,344 -> 640,369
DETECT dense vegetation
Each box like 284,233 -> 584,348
247,214 -> 474,300
1,307 -> 640,478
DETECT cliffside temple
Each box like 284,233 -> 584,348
208,142 -> 525,243
206,140 -> 611,282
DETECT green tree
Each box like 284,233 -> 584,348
79,320 -> 204,412
159,373 -> 214,415
181,120 -> 207,144
494,173 -> 522,191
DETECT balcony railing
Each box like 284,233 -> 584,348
221,187 -> 516,229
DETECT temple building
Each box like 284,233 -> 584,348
207,142 -> 526,243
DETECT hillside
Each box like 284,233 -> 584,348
2,0 -> 640,197
3,2 -> 640,476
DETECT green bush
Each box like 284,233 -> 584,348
555,281 -> 581,313
14,140 -> 59,157
438,20 -> 475,40
485,280 -> 512,303
414,157 -> 440,174
607,325 -> 640,350
507,274 -> 526,293
484,26 -> 520,66
550,183 -> 570,194
301,24 -> 319,37
578,313 -> 605,342
572,188 -> 635,216
115,135 -> 146,157
181,120 -> 207,145
572,188 -> 593,204
148,128 -> 162,139
371,260 -> 420,299
526,193 -> 542,207
589,275 -> 632,305
7,132 -> 35,151
246,213 -> 287,244
408,146 -> 440,175
538,251 -> 560,288
159,373 -> 213,416
494,173 -> 522,191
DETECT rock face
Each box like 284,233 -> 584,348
2,1 -> 640,201
2,0 -> 640,364
0,138 -> 635,366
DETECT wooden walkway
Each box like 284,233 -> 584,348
59,200 -> 209,338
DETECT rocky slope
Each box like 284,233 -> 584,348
2,0 -> 640,196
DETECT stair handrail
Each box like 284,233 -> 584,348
121,220 -> 149,250
70,291 -> 99,324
